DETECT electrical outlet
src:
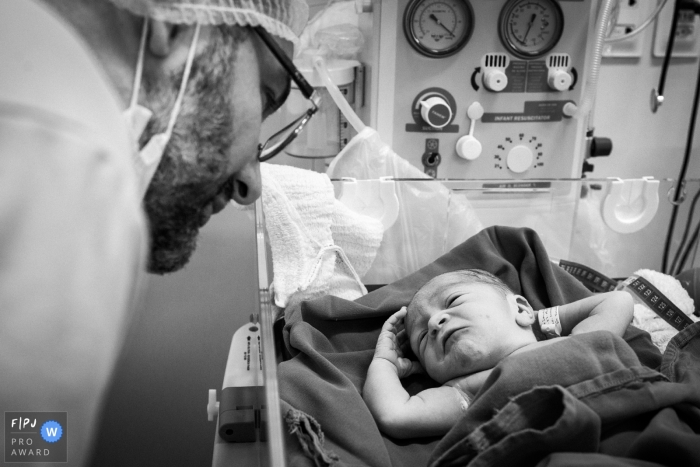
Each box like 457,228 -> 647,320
603,0 -> 644,58
653,3 -> 700,58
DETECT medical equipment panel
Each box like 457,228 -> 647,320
366,0 -> 600,179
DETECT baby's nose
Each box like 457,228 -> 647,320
428,314 -> 449,336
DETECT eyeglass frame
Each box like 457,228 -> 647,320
253,27 -> 320,162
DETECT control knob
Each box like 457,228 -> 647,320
420,96 -> 453,129
456,136 -> 482,160
456,102 -> 484,160
483,70 -> 508,92
548,69 -> 573,92
506,145 -> 534,173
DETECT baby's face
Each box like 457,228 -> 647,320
406,276 -> 520,383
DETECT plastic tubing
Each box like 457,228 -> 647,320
576,0 -> 616,123
312,55 -> 366,133
605,0 -> 669,43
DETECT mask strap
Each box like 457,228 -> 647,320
164,22 -> 201,140
332,246 -> 368,295
127,19 -> 200,139
129,18 -> 149,110
302,245 -> 368,296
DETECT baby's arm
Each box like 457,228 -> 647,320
363,308 -> 467,439
552,290 -> 634,337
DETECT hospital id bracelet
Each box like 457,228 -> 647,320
538,306 -> 562,339
617,275 -> 694,332
558,260 -> 618,293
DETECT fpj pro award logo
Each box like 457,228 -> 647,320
5,412 -> 67,463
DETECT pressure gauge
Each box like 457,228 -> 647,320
404,0 -> 475,58
499,0 -> 564,59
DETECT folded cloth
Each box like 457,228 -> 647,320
260,163 -> 383,309
429,325 -> 700,467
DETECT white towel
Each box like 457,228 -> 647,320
329,200 -> 383,300
260,163 -> 383,309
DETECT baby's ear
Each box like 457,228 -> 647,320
513,295 -> 535,327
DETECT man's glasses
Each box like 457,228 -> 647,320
253,27 -> 320,162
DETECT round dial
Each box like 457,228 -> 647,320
506,145 -> 534,173
499,0 -> 564,59
404,0 -> 475,58
420,96 -> 453,128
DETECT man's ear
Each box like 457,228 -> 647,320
148,20 -> 177,57
513,295 -> 535,327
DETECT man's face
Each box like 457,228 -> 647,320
406,275 -> 521,383
139,26 -> 291,274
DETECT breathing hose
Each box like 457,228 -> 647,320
575,0 -> 616,128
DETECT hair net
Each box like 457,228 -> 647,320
108,0 -> 309,43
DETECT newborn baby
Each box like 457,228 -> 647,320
363,269 -> 633,439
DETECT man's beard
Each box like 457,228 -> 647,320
139,27 -> 243,274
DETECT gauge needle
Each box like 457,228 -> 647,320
520,13 -> 537,44
429,13 -> 455,37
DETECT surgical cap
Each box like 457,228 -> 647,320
108,0 -> 309,43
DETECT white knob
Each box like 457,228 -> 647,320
420,97 -> 453,129
483,70 -> 508,92
506,145 -> 533,173
467,102 -> 484,120
563,102 -> 577,117
548,70 -> 572,91
456,135 -> 482,160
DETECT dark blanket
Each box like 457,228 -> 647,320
277,226 -> 664,467
428,327 -> 700,467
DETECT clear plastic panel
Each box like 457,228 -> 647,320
254,199 -> 286,467
241,177 -> 700,467
327,177 -> 694,283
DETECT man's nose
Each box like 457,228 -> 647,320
230,160 -> 261,205
428,313 -> 449,337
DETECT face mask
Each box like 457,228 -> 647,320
123,19 -> 201,198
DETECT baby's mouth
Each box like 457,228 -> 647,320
443,328 -> 463,353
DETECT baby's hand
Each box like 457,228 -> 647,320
374,307 -> 423,378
